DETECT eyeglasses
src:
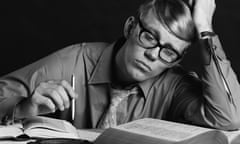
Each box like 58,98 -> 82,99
136,19 -> 185,65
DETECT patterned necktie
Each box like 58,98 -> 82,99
97,86 -> 138,129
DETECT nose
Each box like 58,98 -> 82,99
144,47 -> 160,61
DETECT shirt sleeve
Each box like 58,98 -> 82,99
0,44 -> 83,123
169,35 -> 240,130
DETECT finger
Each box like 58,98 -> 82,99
37,80 -> 77,110
47,80 -> 78,99
60,80 -> 78,99
34,92 -> 56,113
45,89 -> 65,111
47,81 -> 71,108
56,85 -> 70,109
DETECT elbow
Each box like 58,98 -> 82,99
224,119 -> 240,131
216,114 -> 240,131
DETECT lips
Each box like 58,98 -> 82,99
135,60 -> 152,72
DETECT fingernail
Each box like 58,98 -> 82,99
60,106 -> 64,111
52,108 -> 56,113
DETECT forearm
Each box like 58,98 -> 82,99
0,77 -> 29,124
0,44 -> 83,123
200,35 -> 240,129
0,51 -> 61,122
185,36 -> 240,130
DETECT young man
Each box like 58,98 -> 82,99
1,0 -> 240,130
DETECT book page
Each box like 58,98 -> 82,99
22,116 -> 79,139
221,130 -> 240,143
0,123 -> 23,139
115,118 -> 215,142
95,118 -> 229,144
77,129 -> 102,142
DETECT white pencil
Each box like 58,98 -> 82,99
71,74 -> 75,121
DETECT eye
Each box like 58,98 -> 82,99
162,49 -> 176,57
160,48 -> 178,62
142,32 -> 156,42
140,31 -> 157,47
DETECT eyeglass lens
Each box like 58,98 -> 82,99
138,24 -> 180,63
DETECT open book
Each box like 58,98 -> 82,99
0,116 -> 79,139
94,118 -> 240,144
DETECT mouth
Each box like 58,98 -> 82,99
135,60 -> 152,72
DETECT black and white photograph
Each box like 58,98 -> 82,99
1,0 -> 240,144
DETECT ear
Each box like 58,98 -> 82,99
123,16 -> 136,38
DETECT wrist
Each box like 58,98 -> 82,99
196,24 -> 214,38
13,101 -> 25,119
14,99 -> 33,119
200,31 -> 216,39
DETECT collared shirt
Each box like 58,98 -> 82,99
0,36 -> 240,130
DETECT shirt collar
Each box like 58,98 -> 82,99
88,39 -> 121,85
88,38 -> 156,98
138,78 -> 156,98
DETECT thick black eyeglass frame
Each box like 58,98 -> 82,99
136,18 -> 185,65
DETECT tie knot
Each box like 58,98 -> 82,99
110,86 -> 138,107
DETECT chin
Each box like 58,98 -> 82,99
128,68 -> 150,82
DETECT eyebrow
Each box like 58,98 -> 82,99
140,20 -> 161,40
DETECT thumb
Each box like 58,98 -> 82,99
188,0 -> 194,6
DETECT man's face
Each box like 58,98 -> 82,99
117,9 -> 191,83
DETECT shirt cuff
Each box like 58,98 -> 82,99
199,35 -> 227,65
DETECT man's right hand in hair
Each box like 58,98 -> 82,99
14,80 -> 78,118
189,0 -> 216,33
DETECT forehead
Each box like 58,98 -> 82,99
141,9 -> 191,52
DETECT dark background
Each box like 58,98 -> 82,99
1,0 -> 240,79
